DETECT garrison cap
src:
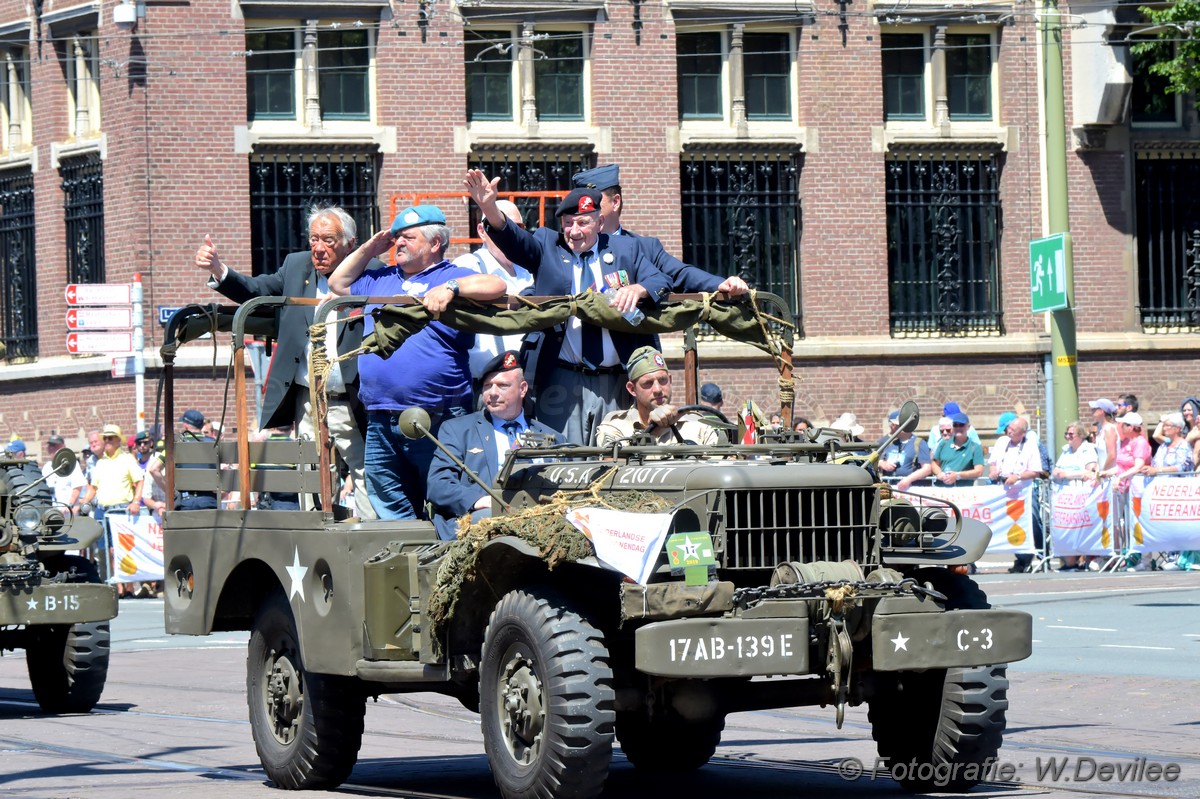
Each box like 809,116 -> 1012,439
480,350 -> 522,381
390,205 -> 447,235
555,188 -> 602,218
626,345 -> 668,382
572,164 -> 620,191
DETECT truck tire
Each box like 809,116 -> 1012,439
26,620 -> 111,714
479,588 -> 615,799
6,461 -> 51,508
246,594 -> 365,789
616,709 -> 724,772
868,569 -> 1008,793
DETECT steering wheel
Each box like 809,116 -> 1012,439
670,404 -> 734,444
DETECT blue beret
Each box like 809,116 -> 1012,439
555,189 -> 602,218
572,163 -> 621,191
390,205 -> 447,235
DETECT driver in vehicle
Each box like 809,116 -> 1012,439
594,346 -> 720,447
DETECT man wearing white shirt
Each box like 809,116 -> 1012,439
42,434 -> 86,514
452,199 -> 535,378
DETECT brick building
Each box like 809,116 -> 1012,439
0,0 -> 1198,459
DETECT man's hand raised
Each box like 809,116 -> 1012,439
195,234 -> 225,281
463,170 -> 507,228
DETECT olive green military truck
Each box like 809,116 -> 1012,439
161,294 -> 1031,797
1,448 -> 116,713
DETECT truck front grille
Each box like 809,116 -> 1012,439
720,486 -> 878,569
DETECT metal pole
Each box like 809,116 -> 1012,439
132,273 -> 146,433
1043,1 -> 1078,446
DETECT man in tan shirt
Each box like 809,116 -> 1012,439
594,346 -> 720,447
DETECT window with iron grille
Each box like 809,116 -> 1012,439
1134,151 -> 1200,330
886,151 -> 1002,336
679,151 -> 801,316
60,154 -> 105,285
466,149 -> 593,231
248,149 -> 380,276
0,167 -> 36,361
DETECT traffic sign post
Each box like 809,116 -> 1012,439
62,278 -> 146,433
1029,233 -> 1071,313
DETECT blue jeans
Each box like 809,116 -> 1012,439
365,408 -> 465,520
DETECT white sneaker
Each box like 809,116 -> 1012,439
1126,561 -> 1149,572
1161,561 -> 1182,571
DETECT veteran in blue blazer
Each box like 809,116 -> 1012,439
464,170 -> 672,445
426,351 -> 563,540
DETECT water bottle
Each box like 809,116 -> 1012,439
602,284 -> 645,326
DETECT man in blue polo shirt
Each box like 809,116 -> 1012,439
329,205 -> 507,520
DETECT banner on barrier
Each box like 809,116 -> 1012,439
1129,474 -> 1200,553
913,482 -> 1036,554
1050,481 -> 1112,556
107,513 -> 165,583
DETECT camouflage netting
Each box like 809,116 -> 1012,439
425,466 -> 671,650
342,291 -> 794,374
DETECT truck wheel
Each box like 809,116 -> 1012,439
26,620 -> 111,714
246,594 -> 365,789
616,709 -> 724,772
479,588 -> 615,799
868,665 -> 1009,792
868,568 -> 1007,793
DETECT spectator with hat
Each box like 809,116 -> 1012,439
877,410 -> 932,490
595,346 -> 720,447
571,163 -> 749,296
4,438 -> 26,459
932,412 -> 985,485
829,413 -> 864,441
1089,397 -> 1119,473
161,410 -> 220,510
464,168 -> 672,445
329,204 -> 507,520
132,429 -> 155,470
197,206 -> 382,520
451,198 -> 536,378
42,434 -> 87,513
928,401 -> 980,450
427,350 -> 563,540
81,424 -> 143,524
699,382 -> 724,412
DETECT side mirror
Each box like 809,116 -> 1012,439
51,447 -> 78,477
398,407 -> 432,440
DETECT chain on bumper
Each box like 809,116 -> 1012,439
731,578 -> 947,610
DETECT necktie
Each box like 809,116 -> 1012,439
579,252 -> 604,369
503,421 -> 522,448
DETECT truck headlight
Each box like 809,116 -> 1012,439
14,506 -> 41,532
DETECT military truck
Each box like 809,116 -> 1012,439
161,294 -> 1032,797
1,448 -> 116,713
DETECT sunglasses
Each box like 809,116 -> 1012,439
939,428 -> 952,434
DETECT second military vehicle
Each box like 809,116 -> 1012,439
1,447 -> 116,713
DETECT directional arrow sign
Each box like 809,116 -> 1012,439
64,283 -> 131,306
65,331 -> 134,355
65,307 -> 133,330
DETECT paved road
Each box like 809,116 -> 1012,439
2,571 -> 1197,798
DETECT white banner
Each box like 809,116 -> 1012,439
913,482 -> 1037,554
1129,474 -> 1200,553
1050,481 -> 1113,556
107,513 -> 165,583
564,507 -> 673,585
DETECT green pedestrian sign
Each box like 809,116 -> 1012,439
1029,233 -> 1071,313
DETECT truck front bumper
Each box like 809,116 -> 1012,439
0,583 -> 118,626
